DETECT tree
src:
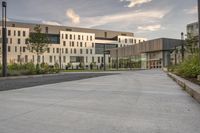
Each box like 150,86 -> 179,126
26,25 -> 49,72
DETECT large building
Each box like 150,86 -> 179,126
187,22 -> 199,36
110,38 -> 182,69
0,21 -> 146,69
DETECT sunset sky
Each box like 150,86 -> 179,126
4,0 -> 198,39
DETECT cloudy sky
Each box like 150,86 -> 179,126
3,0 -> 198,39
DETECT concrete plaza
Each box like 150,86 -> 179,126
0,70 -> 200,133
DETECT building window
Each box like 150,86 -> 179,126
66,28 -> 72,31
23,31 -> 26,37
65,34 -> 68,39
18,39 -> 21,44
125,39 -> 127,43
63,41 -> 66,46
87,36 -> 88,41
80,49 -> 83,54
53,48 -> 55,53
45,27 -> 48,34
104,32 -> 107,38
12,24 -> 15,27
66,48 -> 69,54
78,35 -> 80,40
23,47 -> 26,52
70,34 -> 72,39
86,49 -> 88,54
85,42 -> 87,47
130,39 -> 133,43
98,57 -> 100,63
25,39 -> 28,44
90,36 -> 92,41
8,30 -> 11,36
80,42 -> 83,47
63,56 -> 66,63
92,57 -> 94,62
77,42 -> 79,47
57,48 -> 59,53
54,56 -> 56,62
74,48 -> 77,54
15,46 -> 17,52
119,38 -> 121,43
86,56 -> 88,63
10,38 -> 12,44
49,56 -> 53,63
17,55 -> 21,62
18,31 -> 21,36
62,48 -> 64,53
92,43 -> 94,48
25,55 -> 28,63
38,56 -> 41,63
101,57 -> 104,63
62,34 -> 64,39
14,30 -> 16,36
32,55 -> 35,62
47,48 -> 50,53
70,49 -> 72,54
74,35 -> 76,40
134,39 -> 136,44
8,46 -> 11,52
90,49 -> 92,54
72,41 -> 74,47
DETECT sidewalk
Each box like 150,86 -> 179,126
0,70 -> 199,133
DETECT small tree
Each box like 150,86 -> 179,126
26,25 -> 49,72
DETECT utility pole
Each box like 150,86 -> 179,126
2,1 -> 7,77
181,32 -> 184,61
198,0 -> 200,64
103,44 -> 106,71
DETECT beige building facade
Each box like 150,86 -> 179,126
0,21 -> 146,69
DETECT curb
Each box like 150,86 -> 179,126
167,72 -> 200,104
0,73 -> 64,80
0,71 -> 119,80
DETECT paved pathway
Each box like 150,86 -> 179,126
0,70 -> 200,133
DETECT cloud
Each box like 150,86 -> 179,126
66,8 -> 80,24
137,24 -> 164,31
42,21 -> 61,26
77,9 -> 169,28
184,6 -> 197,14
121,0 -> 152,7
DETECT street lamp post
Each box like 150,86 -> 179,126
2,1 -> 7,77
198,0 -> 200,62
103,44 -> 106,71
181,32 -> 184,61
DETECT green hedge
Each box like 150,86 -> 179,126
0,63 -> 60,77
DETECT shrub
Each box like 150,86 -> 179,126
172,55 -> 200,78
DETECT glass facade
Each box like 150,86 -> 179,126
30,33 -> 60,44
70,56 -> 84,63
95,43 -> 117,54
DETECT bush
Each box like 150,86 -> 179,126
171,55 -> 200,78
0,62 -> 60,77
